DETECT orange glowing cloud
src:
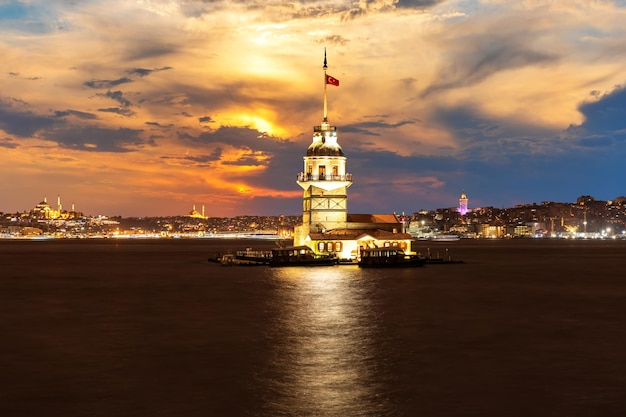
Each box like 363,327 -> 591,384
2,0 -> 626,216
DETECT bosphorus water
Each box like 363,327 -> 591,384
1,238 -> 625,416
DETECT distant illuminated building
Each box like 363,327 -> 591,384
459,191 -> 468,216
32,197 -> 54,218
188,204 -> 207,219
31,195 -> 81,219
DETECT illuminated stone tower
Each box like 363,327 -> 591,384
459,191 -> 468,216
293,51 -> 352,246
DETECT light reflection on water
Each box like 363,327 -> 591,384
257,266 -> 393,417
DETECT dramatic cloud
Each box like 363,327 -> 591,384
183,126 -> 294,153
1,0 -> 625,216
396,0 -> 447,9
45,126 -> 146,152
54,110 -> 98,120
161,148 -> 223,166
99,91 -> 133,108
422,18 -> 560,97
562,84 -> 626,149
98,107 -> 135,117
8,72 -> 42,81
576,84 -> 626,135
342,119 -> 418,136
127,67 -> 173,77
0,138 -> 19,149
146,121 -> 174,128
0,99 -> 58,137
84,78 -> 134,89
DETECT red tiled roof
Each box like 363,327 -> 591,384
309,228 -> 412,241
347,213 -> 400,223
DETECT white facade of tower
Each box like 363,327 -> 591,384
293,119 -> 353,246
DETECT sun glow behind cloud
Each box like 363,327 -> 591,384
1,0 -> 625,216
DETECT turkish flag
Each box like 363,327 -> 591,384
326,74 -> 339,86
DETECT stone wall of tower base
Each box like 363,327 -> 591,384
310,211 -> 347,225
293,224 -> 309,247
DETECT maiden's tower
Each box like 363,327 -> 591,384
293,52 -> 413,261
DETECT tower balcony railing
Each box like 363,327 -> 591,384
297,172 -> 353,182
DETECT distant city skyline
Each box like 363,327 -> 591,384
1,1 -> 625,217
2,192 -> 624,219
3,193 -> 624,241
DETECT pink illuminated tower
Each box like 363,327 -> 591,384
459,191 -> 468,216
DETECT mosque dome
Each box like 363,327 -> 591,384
35,200 -> 51,211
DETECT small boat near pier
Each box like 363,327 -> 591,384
208,252 -> 270,266
428,234 -> 460,242
269,246 -> 338,267
209,244 -> 463,268
358,247 -> 426,268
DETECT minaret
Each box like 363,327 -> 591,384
293,50 -> 352,247
459,191 -> 468,216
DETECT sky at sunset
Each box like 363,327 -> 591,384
1,0 -> 625,217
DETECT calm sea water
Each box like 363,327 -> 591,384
1,238 -> 626,417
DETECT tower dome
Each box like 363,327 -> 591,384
306,141 -> 343,156
306,123 -> 344,156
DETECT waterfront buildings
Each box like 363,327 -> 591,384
1,194 -> 625,239
406,196 -> 626,239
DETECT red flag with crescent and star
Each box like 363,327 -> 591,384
326,74 -> 339,86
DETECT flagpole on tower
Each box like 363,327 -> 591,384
323,48 -> 328,122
